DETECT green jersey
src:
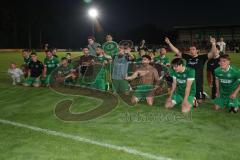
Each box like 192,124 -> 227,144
57,64 -> 74,76
154,55 -> 170,65
23,56 -> 31,65
171,67 -> 196,96
96,55 -> 108,63
102,41 -> 118,57
44,57 -> 59,75
214,65 -> 240,96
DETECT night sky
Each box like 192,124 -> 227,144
0,0 -> 239,48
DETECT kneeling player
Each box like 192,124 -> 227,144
213,54 -> 240,113
55,57 -> 76,85
165,58 -> 196,113
23,53 -> 44,87
125,55 -> 159,106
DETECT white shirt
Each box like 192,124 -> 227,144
8,68 -> 23,77
217,41 -> 226,52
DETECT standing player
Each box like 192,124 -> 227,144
78,47 -> 95,76
21,49 -> 31,78
165,37 -> 215,103
23,53 -> 44,87
91,46 -> 112,91
217,37 -> 226,55
134,48 -> 146,68
213,54 -> 240,113
207,45 -> 221,99
112,46 -> 132,95
43,50 -> 60,86
102,34 -> 119,57
125,55 -> 159,106
154,47 -> 172,93
88,36 -> 101,56
165,58 -> 196,113
154,47 -> 170,66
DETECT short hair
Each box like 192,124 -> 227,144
96,46 -> 103,50
88,36 -> 95,41
45,49 -> 52,53
220,54 -> 230,61
66,52 -> 71,55
61,57 -> 68,61
171,58 -> 185,66
22,49 -> 29,52
106,34 -> 112,37
31,52 -> 37,56
82,46 -> 89,50
142,55 -> 151,61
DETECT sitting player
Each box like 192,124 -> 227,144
213,54 -> 240,113
165,58 -> 196,113
55,57 -> 76,85
125,55 -> 160,106
43,49 -> 60,86
23,53 -> 44,87
8,63 -> 24,85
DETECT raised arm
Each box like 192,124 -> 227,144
207,36 -> 217,59
165,37 -> 182,57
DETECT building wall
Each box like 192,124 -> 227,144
176,26 -> 240,50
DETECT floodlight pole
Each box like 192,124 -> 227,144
92,20 -> 95,36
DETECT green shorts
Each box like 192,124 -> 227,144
91,78 -> 108,91
213,95 -> 239,108
133,84 -> 154,100
171,93 -> 195,107
112,79 -> 129,94
24,77 -> 41,86
42,74 -> 51,85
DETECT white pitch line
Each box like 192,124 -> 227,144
0,119 -> 172,160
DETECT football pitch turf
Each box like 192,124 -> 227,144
0,51 -> 240,160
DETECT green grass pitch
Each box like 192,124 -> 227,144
0,51 -> 240,160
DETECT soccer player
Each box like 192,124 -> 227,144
135,48 -> 146,67
154,47 -> 172,92
217,37 -> 226,55
138,39 -> 148,51
21,49 -> 31,78
43,49 -> 60,86
125,55 -> 160,106
52,48 -> 58,58
8,63 -> 23,85
88,36 -> 101,56
207,45 -> 221,99
112,46 -> 131,95
154,47 -> 170,67
55,57 -> 76,85
165,58 -> 196,113
66,52 -> 72,64
213,54 -> 240,113
78,47 -> 95,76
102,34 -> 119,57
165,36 -> 215,103
91,47 -> 112,91
23,53 -> 44,87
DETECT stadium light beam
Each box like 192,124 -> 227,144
88,8 -> 99,36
